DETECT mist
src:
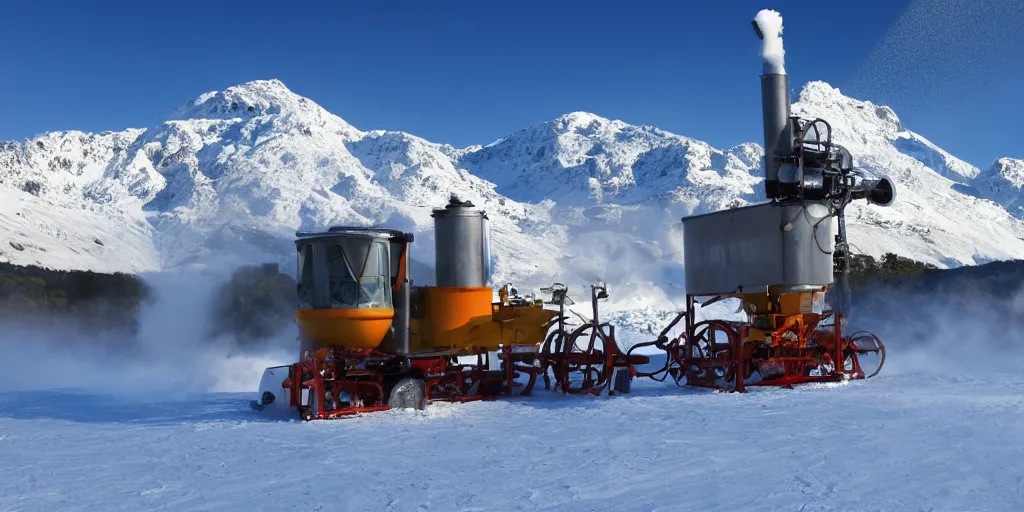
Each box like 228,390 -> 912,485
845,276 -> 1024,377
0,265 -> 295,397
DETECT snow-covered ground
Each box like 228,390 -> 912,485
1,262 -> 1021,512
1,350 -> 1022,512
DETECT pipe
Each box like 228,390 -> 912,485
753,9 -> 792,199
760,73 -> 792,197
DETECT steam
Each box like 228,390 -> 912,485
754,9 -> 786,75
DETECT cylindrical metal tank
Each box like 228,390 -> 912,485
431,197 -> 491,288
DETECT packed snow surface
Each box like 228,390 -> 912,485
1,362 -> 1022,512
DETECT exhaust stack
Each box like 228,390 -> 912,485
753,9 -> 793,199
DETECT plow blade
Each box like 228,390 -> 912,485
250,365 -> 293,417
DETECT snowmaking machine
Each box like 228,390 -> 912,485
251,8 -> 891,420
625,9 -> 890,391
251,197 -> 646,420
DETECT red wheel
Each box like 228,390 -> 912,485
683,320 -> 742,391
553,323 -> 617,395
539,328 -> 571,391
845,331 -> 886,379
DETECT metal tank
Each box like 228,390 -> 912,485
431,197 -> 492,288
681,201 -> 836,295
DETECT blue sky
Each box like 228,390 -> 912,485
0,0 -> 1020,168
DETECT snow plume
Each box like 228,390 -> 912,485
531,204 -> 692,345
753,9 -> 786,74
0,266 -> 294,397
848,279 -> 1024,377
844,0 -> 1024,128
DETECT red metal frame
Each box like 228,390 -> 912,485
277,344 -> 550,420
266,289 -> 884,421
536,285 -> 650,396
659,294 -> 875,392
281,348 -> 395,420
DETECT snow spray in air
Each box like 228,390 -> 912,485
0,266 -> 294,397
752,9 -> 785,74
848,276 -> 1024,378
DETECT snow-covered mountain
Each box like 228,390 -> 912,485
1,78 -> 1022,301
968,158 -> 1024,217
789,82 -> 1024,267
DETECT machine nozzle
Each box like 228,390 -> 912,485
860,176 -> 896,207
845,171 -> 897,207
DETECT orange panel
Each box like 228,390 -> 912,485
778,292 -> 811,315
414,287 -> 558,353
492,304 -> 559,346
419,287 -> 495,350
295,308 -> 394,350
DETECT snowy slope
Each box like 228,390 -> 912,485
2,78 -> 1024,293
0,80 -> 570,289
0,130 -> 161,274
0,186 -> 157,274
459,112 -> 762,211
2,367 -> 1023,512
969,157 -> 1024,217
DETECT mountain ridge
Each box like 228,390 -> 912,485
1,78 -> 1022,302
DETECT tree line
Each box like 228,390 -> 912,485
3,252 -> 1023,346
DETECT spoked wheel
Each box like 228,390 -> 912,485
845,331 -> 886,379
539,328 -> 571,391
664,337 -> 688,385
553,323 -> 617,395
684,320 -> 742,390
